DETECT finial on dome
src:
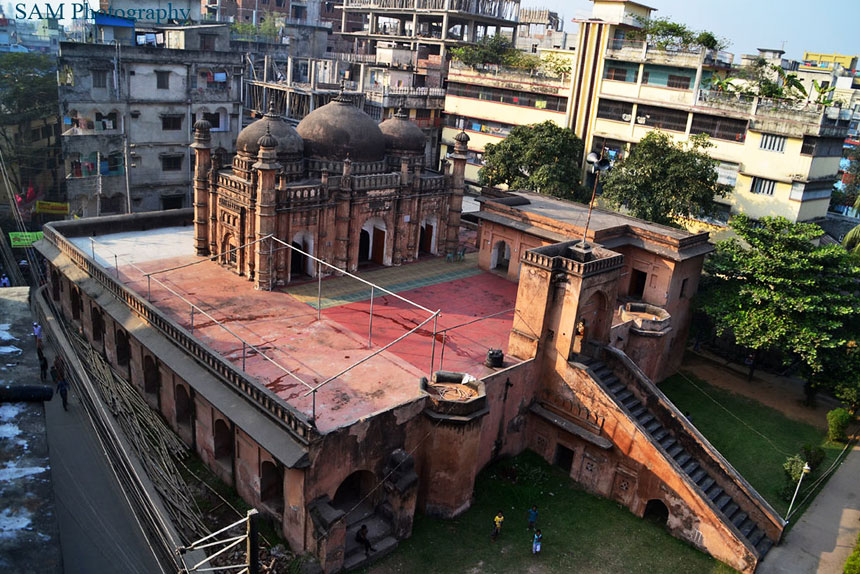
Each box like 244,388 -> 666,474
454,129 -> 470,144
257,123 -> 278,149
266,100 -> 278,118
333,77 -> 352,104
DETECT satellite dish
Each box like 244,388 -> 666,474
586,152 -> 600,164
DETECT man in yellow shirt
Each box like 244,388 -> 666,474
491,510 -> 504,541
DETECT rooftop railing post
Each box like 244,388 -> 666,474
440,331 -> 447,370
147,275 -> 151,301
242,341 -> 246,370
317,269 -> 322,320
368,285 -> 375,347
114,254 -> 118,279
430,312 -> 439,374
190,305 -> 194,333
90,237 -> 95,260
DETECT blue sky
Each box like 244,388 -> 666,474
526,0 -> 860,63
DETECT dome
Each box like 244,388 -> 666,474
236,106 -> 303,158
296,97 -> 386,162
193,118 -> 212,131
379,110 -> 426,153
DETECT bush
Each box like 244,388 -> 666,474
845,533 -> 860,574
780,454 -> 806,502
827,408 -> 851,442
801,443 -> 826,471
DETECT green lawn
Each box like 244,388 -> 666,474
660,372 -> 842,517
366,451 -> 736,574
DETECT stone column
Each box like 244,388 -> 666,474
190,119 -> 212,257
446,130 -> 469,254
252,128 -> 282,291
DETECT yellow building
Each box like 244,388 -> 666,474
568,0 -> 848,223
440,56 -> 573,189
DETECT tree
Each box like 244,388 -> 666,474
450,35 -> 540,71
478,122 -> 587,201
0,53 -> 59,203
699,214 -> 860,381
599,131 -> 730,226
629,16 -> 726,51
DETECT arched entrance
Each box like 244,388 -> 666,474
115,328 -> 130,367
51,270 -> 60,301
213,419 -> 233,463
143,355 -> 160,396
290,231 -> 314,279
260,460 -> 284,514
360,218 -> 387,265
573,290 -> 610,356
222,232 -> 237,266
175,384 -> 192,429
70,287 -> 81,321
643,499 -> 669,527
91,307 -> 104,342
333,470 -> 377,509
491,240 -> 511,273
419,216 -> 437,255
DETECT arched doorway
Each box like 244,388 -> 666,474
175,384 -> 192,429
643,499 -> 669,527
91,307 -> 104,342
290,231 -> 314,279
70,287 -> 81,321
51,270 -> 60,301
491,240 -> 511,273
222,232 -> 237,266
260,460 -> 284,514
115,328 -> 130,367
573,290 -> 610,356
419,217 -> 437,255
143,355 -> 160,396
333,470 -> 377,509
213,419 -> 233,463
360,218 -> 387,265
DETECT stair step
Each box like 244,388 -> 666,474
345,515 -> 392,552
715,494 -> 732,510
631,405 -> 647,418
748,527 -> 766,547
645,420 -> 661,433
638,414 -> 655,427
688,467 -> 705,482
667,445 -> 684,458
343,501 -> 375,527
756,537 -> 774,558
343,536 -> 398,572
609,382 -> 626,395
675,453 -> 692,467
723,503 -> 739,520
682,460 -> 699,475
738,518 -> 756,537
594,366 -> 612,379
698,477 -> 715,492
604,375 -> 620,386
653,429 -> 669,441
660,436 -> 677,450
706,484 -> 723,501
622,397 -> 640,409
616,390 -> 633,403
731,511 -> 748,528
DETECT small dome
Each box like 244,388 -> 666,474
257,128 -> 278,150
379,110 -> 426,153
193,118 -> 212,131
454,130 -> 470,144
236,106 -> 303,158
297,97 -> 385,162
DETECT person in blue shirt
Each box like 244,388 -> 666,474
532,529 -> 542,555
527,505 -> 538,530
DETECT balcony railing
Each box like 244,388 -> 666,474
606,39 -> 733,69
343,0 -> 520,21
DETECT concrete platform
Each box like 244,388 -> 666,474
90,228 -> 518,433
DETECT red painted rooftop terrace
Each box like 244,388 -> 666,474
70,226 -> 518,433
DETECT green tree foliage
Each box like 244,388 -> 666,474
826,408 -> 851,441
0,53 -> 59,197
730,58 -> 807,100
699,215 -> 860,382
478,121 -> 587,201
629,17 -> 726,51
450,35 -> 540,71
599,131 -> 730,226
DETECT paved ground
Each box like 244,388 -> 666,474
758,444 -> 860,574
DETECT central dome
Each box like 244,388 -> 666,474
297,98 -> 386,162
236,106 -> 303,158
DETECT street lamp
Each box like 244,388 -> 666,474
786,462 -> 811,521
578,150 -> 612,250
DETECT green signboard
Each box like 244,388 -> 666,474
9,231 -> 43,248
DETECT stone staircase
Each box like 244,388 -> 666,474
341,501 -> 398,572
578,355 -> 776,559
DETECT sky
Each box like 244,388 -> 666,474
526,0 -> 860,63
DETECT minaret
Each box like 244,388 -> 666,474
446,130 -> 469,254
190,118 -> 212,257
252,126 -> 281,290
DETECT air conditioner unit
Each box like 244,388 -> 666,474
622,113 -> 632,121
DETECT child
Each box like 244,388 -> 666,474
532,529 -> 542,555
491,510 -> 504,541
355,524 -> 375,557
527,505 -> 538,530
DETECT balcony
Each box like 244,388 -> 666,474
343,0 -> 520,22
365,86 -> 446,109
448,60 -> 569,95
606,39 -> 732,70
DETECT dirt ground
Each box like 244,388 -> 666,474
678,351 -> 840,430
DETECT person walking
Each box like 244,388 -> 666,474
0,274 -> 9,287
527,505 -> 538,530
32,322 -> 43,350
491,510 -> 504,541
56,376 -> 69,411
38,353 -> 48,382
355,524 -> 375,557
532,529 -> 542,555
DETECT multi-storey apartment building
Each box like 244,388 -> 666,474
569,0 -> 849,223
514,8 -> 572,53
339,0 -> 521,87
58,24 -> 243,216
440,56 -> 573,189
